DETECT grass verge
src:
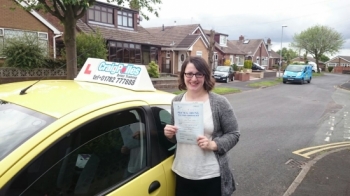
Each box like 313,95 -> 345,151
248,78 -> 282,88
173,87 -> 241,95
313,72 -> 324,77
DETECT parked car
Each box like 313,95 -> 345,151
0,58 -> 176,196
213,66 -> 234,83
252,63 -> 265,71
283,64 -> 312,84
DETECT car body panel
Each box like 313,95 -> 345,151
0,81 -> 173,118
108,156 -> 175,196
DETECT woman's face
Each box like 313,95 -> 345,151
184,63 -> 205,92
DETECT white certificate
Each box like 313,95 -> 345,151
173,102 -> 204,144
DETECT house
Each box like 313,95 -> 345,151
145,24 -> 209,74
73,1 -> 167,69
325,56 -> 350,73
203,30 -> 246,68
265,38 -> 281,69
291,56 -> 326,71
229,35 -> 270,69
0,0 -> 63,63
268,50 -> 281,69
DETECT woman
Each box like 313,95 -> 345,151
164,56 -> 240,196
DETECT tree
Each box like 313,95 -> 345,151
320,54 -> 330,62
20,0 -> 161,79
291,25 -> 345,73
276,47 -> 298,63
207,30 -> 215,70
61,31 -> 107,68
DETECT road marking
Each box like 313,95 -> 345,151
324,137 -> 330,142
293,142 -> 350,158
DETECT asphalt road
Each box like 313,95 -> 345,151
223,73 -> 350,196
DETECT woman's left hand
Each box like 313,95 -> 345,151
197,136 -> 217,151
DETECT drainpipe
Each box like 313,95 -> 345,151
53,32 -> 63,59
172,49 -> 175,75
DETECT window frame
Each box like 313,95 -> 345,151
88,5 -> 114,25
117,10 -> 134,28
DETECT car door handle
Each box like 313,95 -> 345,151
148,181 -> 161,194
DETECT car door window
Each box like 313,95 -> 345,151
5,109 -> 147,196
151,105 -> 175,157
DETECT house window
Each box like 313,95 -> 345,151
118,11 -> 133,28
108,41 -> 141,64
235,57 -> 240,65
88,5 -> 114,24
166,51 -> 170,58
196,51 -> 202,57
0,28 -> 49,58
261,57 -> 268,66
214,53 -> 218,60
219,35 -> 227,46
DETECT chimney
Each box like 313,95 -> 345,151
174,21 -> 177,26
267,38 -> 271,44
162,24 -> 164,31
239,35 -> 244,41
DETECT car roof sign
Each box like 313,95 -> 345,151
75,58 -> 156,92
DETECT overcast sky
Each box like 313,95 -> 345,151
140,0 -> 350,58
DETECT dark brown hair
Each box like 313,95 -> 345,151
178,56 -> 215,91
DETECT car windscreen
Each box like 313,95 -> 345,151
215,66 -> 230,72
286,65 -> 304,72
0,100 -> 56,161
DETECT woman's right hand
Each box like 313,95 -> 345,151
164,125 -> 178,139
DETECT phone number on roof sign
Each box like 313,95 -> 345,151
92,75 -> 135,85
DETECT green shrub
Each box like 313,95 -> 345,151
43,58 -> 66,69
244,60 -> 252,69
147,61 -> 159,78
1,34 -> 46,69
231,64 -> 239,71
328,66 -> 334,72
62,30 -> 107,68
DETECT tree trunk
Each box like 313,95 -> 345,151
63,14 -> 77,79
207,30 -> 215,70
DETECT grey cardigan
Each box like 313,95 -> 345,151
169,92 -> 240,196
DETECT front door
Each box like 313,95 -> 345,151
178,52 -> 186,72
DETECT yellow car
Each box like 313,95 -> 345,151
0,58 -> 176,196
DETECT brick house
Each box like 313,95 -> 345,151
325,56 -> 350,73
203,30 -> 246,68
0,0 -> 63,63
145,24 -> 209,74
229,35 -> 270,69
71,1 -> 167,69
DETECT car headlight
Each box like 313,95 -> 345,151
296,72 -> 302,77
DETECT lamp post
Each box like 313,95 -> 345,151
279,25 -> 287,77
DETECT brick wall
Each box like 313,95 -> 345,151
0,0 -> 49,32
191,38 -> 208,64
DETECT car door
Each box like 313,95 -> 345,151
1,102 -> 168,196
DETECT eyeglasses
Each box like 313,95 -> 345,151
184,72 -> 205,78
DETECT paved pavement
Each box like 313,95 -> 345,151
159,75 -> 350,196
